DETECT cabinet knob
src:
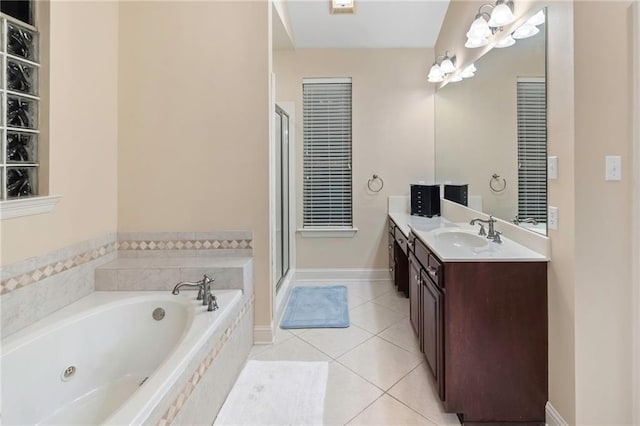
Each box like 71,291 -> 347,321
388,244 -> 392,249
427,266 -> 437,276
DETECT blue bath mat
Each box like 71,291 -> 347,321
280,286 -> 349,329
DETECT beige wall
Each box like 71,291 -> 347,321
274,49 -> 435,269
436,32 -> 545,221
573,2 -> 633,423
1,1 -> 119,266
436,1 -> 635,424
117,2 -> 272,326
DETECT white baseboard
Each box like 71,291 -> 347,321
253,325 -> 274,345
294,268 -> 392,282
546,402 -> 568,426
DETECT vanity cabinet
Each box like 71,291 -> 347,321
408,232 -> 548,425
388,218 -> 409,297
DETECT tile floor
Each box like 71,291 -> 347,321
248,280 -> 461,426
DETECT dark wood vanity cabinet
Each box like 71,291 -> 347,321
408,232 -> 548,425
388,218 -> 409,297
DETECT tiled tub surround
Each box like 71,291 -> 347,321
117,231 -> 253,258
1,290 -> 254,425
0,233 -> 118,337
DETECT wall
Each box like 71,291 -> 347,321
274,49 -> 435,269
436,32 -> 545,221
1,1 -> 119,267
117,2 -> 271,327
573,2 -> 633,424
435,1 -> 635,424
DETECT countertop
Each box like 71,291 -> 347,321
388,212 -> 548,262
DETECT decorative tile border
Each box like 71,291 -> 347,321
117,239 -> 252,251
0,242 -> 117,295
157,294 -> 254,426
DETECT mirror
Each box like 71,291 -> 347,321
435,9 -> 547,235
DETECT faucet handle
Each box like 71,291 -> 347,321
478,224 -> 486,236
207,294 -> 219,311
492,231 -> 502,244
202,274 -> 214,284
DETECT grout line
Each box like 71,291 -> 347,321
342,392 -> 387,425
385,392 -> 441,426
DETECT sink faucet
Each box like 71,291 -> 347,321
470,216 -> 497,239
172,274 -> 218,311
512,215 -> 538,225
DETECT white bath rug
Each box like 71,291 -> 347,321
214,360 -> 328,426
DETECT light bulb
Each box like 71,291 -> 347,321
488,1 -> 515,27
428,64 -> 443,79
448,74 -> 463,83
526,10 -> 545,26
466,15 -> 492,39
512,24 -> 539,40
495,34 -> 516,48
428,74 -> 444,83
461,64 -> 476,78
440,56 -> 456,74
465,36 -> 488,48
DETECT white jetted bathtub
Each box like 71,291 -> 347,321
1,290 -> 242,425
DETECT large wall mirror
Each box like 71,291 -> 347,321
435,9 -> 548,235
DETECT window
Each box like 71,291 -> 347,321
517,77 -> 547,223
1,3 -> 40,200
302,78 -> 353,231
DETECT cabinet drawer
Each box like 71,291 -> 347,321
388,218 -> 396,236
411,234 -> 431,269
388,231 -> 395,252
395,228 -> 408,255
411,234 -> 443,288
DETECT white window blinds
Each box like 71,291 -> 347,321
302,78 -> 352,227
517,77 -> 547,222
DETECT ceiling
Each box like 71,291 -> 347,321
281,0 -> 450,49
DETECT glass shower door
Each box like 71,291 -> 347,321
275,106 -> 290,291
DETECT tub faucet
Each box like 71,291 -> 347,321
172,274 -> 218,312
470,216 -> 497,239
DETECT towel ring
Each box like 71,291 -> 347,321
489,173 -> 507,192
367,174 -> 384,193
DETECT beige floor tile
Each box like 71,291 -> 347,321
247,344 -> 269,359
347,394 -> 435,425
349,302 -> 407,334
298,325 -> 374,358
337,336 -> 422,390
371,290 -> 410,314
272,326 -> 296,344
388,363 -> 461,426
344,281 -> 394,302
378,318 -> 422,354
347,292 -> 368,310
324,361 -> 384,425
250,336 -> 331,362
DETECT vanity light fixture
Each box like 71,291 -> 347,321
465,1 -> 515,48
487,0 -> 516,27
526,9 -> 545,26
460,63 -> 477,78
495,34 -> 516,48
428,52 -> 457,83
448,74 -> 463,83
512,23 -> 539,39
330,0 -> 356,14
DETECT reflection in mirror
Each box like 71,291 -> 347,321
435,9 -> 547,235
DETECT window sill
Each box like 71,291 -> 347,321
298,227 -> 358,238
0,195 -> 62,220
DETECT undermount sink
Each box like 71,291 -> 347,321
433,229 -> 490,248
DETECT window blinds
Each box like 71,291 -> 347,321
517,77 -> 547,222
302,78 -> 353,227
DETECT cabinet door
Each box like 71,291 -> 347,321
409,254 -> 421,338
388,232 -> 395,285
422,272 -> 444,400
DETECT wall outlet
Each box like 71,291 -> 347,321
605,155 -> 622,181
548,206 -> 559,230
548,156 -> 558,180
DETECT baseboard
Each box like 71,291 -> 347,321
275,269 -> 296,328
546,402 -> 568,426
253,324 -> 274,345
294,268 -> 392,282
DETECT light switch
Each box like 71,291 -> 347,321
548,156 -> 558,180
605,155 -> 622,181
548,206 -> 559,230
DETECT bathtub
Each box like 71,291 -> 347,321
1,289 -> 242,425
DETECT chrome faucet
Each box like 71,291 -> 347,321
470,216 -> 497,239
512,215 -> 538,225
172,274 -> 218,311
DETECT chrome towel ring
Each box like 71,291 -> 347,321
367,174 -> 384,193
490,173 -> 506,192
